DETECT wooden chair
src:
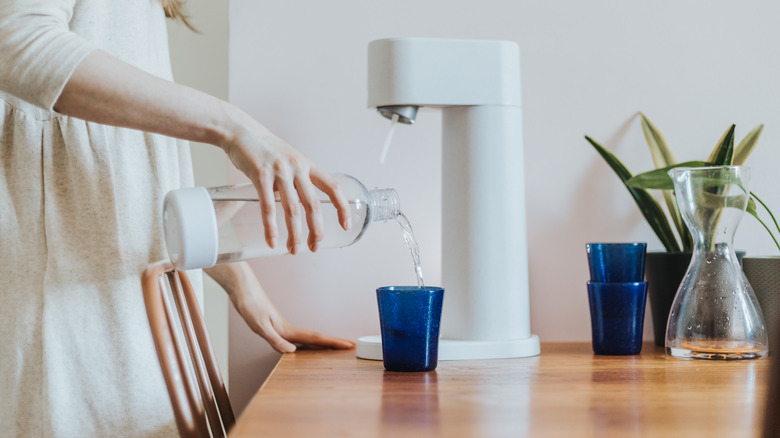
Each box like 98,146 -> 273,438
142,261 -> 235,438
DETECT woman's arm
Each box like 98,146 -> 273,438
54,50 -> 351,254
204,261 -> 355,353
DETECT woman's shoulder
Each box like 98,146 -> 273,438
70,0 -> 173,79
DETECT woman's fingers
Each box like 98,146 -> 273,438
283,325 -> 355,350
248,318 -> 297,353
310,168 -> 351,231
274,165 -> 303,254
253,319 -> 354,353
274,162 -> 343,254
226,125 -> 343,253
244,304 -> 353,353
254,165 -> 278,248
294,171 -> 325,252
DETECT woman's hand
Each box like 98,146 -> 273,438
204,261 -> 355,353
219,112 -> 351,254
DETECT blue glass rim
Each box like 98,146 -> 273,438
377,286 -> 444,293
585,242 -> 647,251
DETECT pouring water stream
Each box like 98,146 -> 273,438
396,213 -> 424,288
379,112 -> 424,288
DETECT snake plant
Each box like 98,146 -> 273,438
585,113 -> 779,252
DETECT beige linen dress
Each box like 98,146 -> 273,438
0,0 -> 196,436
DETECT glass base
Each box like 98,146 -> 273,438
356,335 -> 541,360
666,340 -> 768,360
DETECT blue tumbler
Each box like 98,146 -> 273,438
377,286 -> 444,372
587,281 -> 648,355
586,242 -> 647,283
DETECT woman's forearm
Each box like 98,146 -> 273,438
54,49 -> 238,148
55,48 -> 351,252
203,262 -> 252,298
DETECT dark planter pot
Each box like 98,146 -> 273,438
742,256 -> 780,349
646,251 -> 746,347
645,252 -> 692,347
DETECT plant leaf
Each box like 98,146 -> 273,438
732,124 -> 764,166
638,113 -> 691,249
747,197 -> 760,218
750,191 -> 780,237
626,161 -> 708,190
707,124 -> 735,165
585,136 -> 681,252
662,189 -> 690,251
639,112 -> 677,168
747,195 -> 780,252
695,191 -> 748,210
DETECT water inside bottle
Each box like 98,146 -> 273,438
396,213 -> 425,288
212,198 -> 369,264
211,182 -> 425,287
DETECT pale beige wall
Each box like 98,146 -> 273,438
166,0 -> 230,384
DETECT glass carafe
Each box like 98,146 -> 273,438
666,166 -> 767,360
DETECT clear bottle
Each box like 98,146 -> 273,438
163,174 -> 400,270
666,165 -> 768,360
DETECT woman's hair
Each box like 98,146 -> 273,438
161,0 -> 195,30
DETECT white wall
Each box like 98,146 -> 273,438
227,0 -> 780,413
166,0 -> 230,383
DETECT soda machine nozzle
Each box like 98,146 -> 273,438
377,105 -> 418,124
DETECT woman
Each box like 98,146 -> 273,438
0,0 -> 354,436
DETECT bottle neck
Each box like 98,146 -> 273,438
369,188 -> 400,222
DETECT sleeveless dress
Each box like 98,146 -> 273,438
0,1 -> 195,436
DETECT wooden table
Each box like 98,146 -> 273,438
229,343 -> 770,437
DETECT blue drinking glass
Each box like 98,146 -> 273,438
586,242 -> 647,283
587,281 -> 648,355
377,286 -> 444,372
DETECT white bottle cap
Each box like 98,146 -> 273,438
163,187 -> 219,270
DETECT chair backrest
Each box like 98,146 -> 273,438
142,261 -> 235,438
